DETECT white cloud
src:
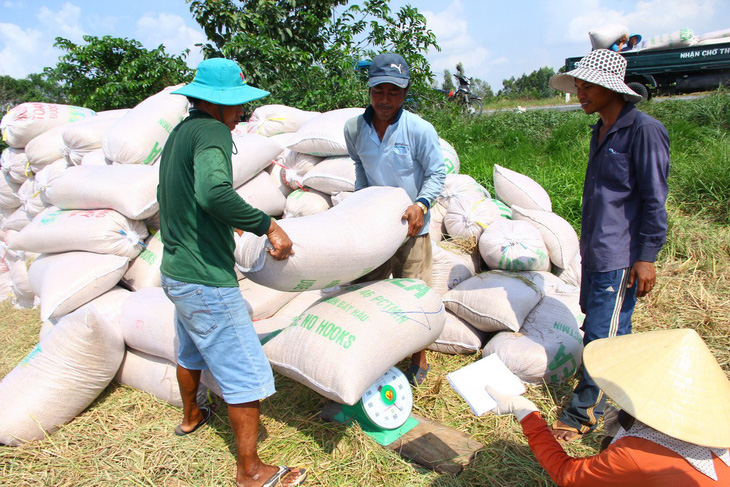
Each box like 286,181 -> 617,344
421,1 -> 491,86
135,13 -> 206,67
0,23 -> 57,77
38,2 -> 85,43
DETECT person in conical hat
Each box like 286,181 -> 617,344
546,48 -> 670,442
486,328 -> 730,486
158,58 -> 307,487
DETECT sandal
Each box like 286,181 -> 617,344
174,404 -> 215,436
406,363 -> 430,386
550,420 -> 583,443
262,466 -> 308,487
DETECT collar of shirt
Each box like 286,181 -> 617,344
590,102 -> 638,148
363,105 -> 405,127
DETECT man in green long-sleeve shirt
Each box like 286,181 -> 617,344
157,58 -> 307,487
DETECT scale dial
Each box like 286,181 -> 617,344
359,367 -> 413,430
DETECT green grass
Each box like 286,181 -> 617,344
1,90 -> 729,486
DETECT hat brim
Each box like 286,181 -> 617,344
171,83 -> 270,105
549,69 -> 643,104
368,76 -> 409,89
584,329 -> 730,448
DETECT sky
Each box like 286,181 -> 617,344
1,0 -> 729,92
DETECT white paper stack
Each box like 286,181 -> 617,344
447,353 -> 526,416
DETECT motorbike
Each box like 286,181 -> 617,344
448,73 -> 483,116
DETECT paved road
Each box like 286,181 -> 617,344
484,94 -> 707,115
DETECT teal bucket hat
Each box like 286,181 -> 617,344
172,58 -> 269,105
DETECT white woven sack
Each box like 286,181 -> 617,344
122,231 -> 163,291
641,29 -> 696,51
39,286 -> 132,340
81,148 -> 110,166
265,162 -> 294,198
263,278 -> 445,404
511,205 -> 579,269
287,108 -> 364,156
301,156 -> 356,195
271,290 -> 329,320
438,173 -> 490,211
62,117 -> 119,165
478,219 -> 550,271
102,85 -> 189,165
28,251 -> 130,321
1,147 -> 31,184
1,207 -> 31,232
431,241 -> 478,296
427,309 -> 486,355
247,104 -> 320,136
0,102 -> 96,149
114,349 -> 208,408
25,124 -> 72,172
278,150 -> 324,190
484,291 -> 584,384
440,138 -> 460,174
9,207 -> 147,259
0,306 -> 124,445
0,173 -> 21,211
8,258 -> 35,309
17,176 -> 45,218
96,108 -> 131,119
235,171 -> 286,217
238,277 -> 301,319
120,287 -> 178,363
555,252 -> 582,288
442,270 -> 543,332
588,23 -> 629,49
698,28 -> 730,42
493,164 -> 552,212
237,186 -> 411,292
230,133 -> 283,188
283,189 -> 332,218
443,195 -> 512,239
428,200 -> 448,242
0,270 -> 10,302
44,164 -> 160,220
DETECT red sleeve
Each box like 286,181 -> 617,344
520,412 -> 646,487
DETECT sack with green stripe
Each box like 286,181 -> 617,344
262,278 -> 445,405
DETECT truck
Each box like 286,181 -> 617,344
565,40 -> 730,101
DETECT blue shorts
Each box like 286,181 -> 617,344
161,274 -> 275,405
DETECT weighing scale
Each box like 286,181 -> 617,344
333,366 -> 419,446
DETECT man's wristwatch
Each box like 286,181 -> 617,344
414,201 -> 428,215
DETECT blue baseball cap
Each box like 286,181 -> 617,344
172,58 -> 269,105
368,53 -> 410,89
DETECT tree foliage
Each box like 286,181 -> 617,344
441,69 -> 455,92
187,0 -> 439,111
499,66 -> 556,99
44,35 -> 193,111
1,74 -> 66,111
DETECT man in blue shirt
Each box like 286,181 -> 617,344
548,49 -> 670,442
344,52 -> 446,386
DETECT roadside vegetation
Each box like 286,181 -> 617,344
1,90 -> 728,486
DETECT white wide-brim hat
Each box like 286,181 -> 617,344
549,49 -> 643,104
584,329 -> 730,449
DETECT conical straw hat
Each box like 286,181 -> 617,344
583,329 -> 730,448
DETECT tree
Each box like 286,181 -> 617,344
441,69 -> 455,92
0,74 -> 66,111
44,35 -> 193,111
187,0 -> 440,111
498,66 -> 557,99
470,78 -> 494,100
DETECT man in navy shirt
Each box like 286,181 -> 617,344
548,49 -> 670,442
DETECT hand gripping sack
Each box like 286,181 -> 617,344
442,270 -> 543,332
102,85 -> 189,165
43,164 -> 160,220
247,104 -> 320,136
511,205 -> 579,269
0,102 -> 96,149
287,108 -> 364,156
28,251 -> 130,321
262,278 -> 445,404
478,218 -> 550,271
0,306 -> 124,445
9,207 -> 148,259
236,186 -> 411,292
493,164 -> 552,212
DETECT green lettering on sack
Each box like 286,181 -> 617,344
293,279 -> 316,291
138,250 -> 158,266
547,343 -> 578,382
389,278 -> 430,298
142,141 -> 162,165
351,309 -> 369,321
158,118 -> 173,133
300,313 -> 318,330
